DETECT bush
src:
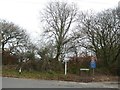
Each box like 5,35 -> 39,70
68,56 -> 91,74
2,51 -> 18,65
21,60 -> 38,71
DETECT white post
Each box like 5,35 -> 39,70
19,67 -> 22,74
65,61 -> 67,75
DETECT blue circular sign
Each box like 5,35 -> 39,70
90,61 -> 96,69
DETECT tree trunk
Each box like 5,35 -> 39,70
2,42 -> 4,52
55,49 -> 61,61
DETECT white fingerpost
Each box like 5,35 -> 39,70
64,56 -> 69,75
65,61 -> 67,75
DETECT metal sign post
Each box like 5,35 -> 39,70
90,59 -> 96,76
93,68 -> 94,76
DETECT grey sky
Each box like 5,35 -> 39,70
0,0 -> 119,41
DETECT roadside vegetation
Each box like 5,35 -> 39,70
2,65 -> 118,82
1,1 -> 120,82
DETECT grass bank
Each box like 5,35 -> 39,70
2,66 -> 118,82
2,68 -> 82,82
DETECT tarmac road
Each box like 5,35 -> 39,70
2,77 -> 119,88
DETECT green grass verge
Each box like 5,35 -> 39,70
2,69 -> 62,80
2,68 -> 82,82
2,67 -> 118,82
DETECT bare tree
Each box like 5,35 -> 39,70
77,9 -> 120,67
0,19 -> 33,66
41,1 -> 78,61
0,19 -> 29,55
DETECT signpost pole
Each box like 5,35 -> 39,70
65,61 -> 67,75
93,68 -> 94,76
90,58 -> 96,76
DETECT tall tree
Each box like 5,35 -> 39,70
77,9 -> 120,67
0,19 -> 28,55
41,1 -> 78,61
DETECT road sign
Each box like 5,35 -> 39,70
90,60 -> 96,69
90,60 -> 96,76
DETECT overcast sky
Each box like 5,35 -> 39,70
0,0 -> 119,41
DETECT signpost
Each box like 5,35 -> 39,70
64,57 -> 69,75
65,61 -> 67,75
90,59 -> 96,76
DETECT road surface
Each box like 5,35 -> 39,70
2,77 -> 119,88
